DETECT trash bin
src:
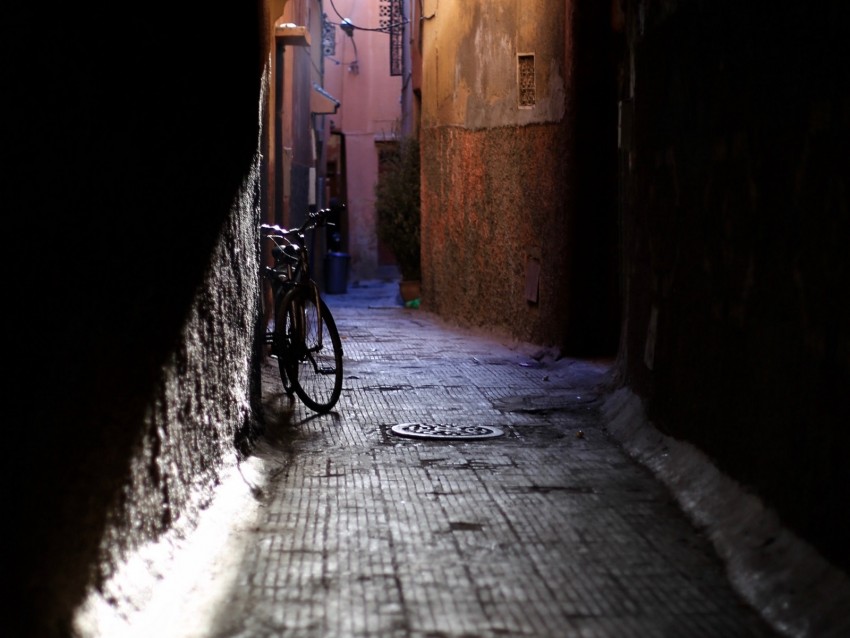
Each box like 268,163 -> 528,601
324,252 -> 350,294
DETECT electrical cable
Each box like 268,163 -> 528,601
418,0 -> 435,21
327,0 -> 409,33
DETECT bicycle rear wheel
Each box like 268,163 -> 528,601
275,287 -> 343,413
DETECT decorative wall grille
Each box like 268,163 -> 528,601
322,13 -> 336,57
380,0 -> 404,76
518,54 -> 536,107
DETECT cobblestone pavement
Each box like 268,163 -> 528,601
185,279 -> 776,638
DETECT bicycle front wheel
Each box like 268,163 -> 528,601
276,287 -> 343,413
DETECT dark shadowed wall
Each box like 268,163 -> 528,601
616,0 -> 850,573
5,4 -> 268,636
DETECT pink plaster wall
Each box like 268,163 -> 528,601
321,0 -> 405,281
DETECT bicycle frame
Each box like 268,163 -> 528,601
263,228 -> 325,353
260,208 -> 344,415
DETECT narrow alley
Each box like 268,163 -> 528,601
9,4 -> 850,637
73,280 -> 843,638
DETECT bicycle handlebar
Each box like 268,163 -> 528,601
260,208 -> 332,239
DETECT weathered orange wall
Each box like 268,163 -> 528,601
421,123 -> 572,344
420,0 -> 576,347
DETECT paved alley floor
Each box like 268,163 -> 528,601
199,279 -> 778,637
81,279 -> 820,638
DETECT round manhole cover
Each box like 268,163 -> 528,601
390,423 -> 504,440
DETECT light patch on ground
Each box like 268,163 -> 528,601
72,455 -> 268,638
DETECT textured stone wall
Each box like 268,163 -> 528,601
420,0 -> 578,349
93,167 -> 263,598
419,0 -> 620,354
617,0 -> 850,572
421,124 -> 572,346
7,5 -> 267,636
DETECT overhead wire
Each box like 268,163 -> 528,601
418,0 -> 435,21
326,0 -> 409,33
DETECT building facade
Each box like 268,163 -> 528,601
319,0 -> 413,282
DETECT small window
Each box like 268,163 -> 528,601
518,53 -> 535,108
380,0 -> 404,76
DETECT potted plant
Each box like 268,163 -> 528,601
375,135 -> 421,302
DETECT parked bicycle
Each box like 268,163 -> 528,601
260,208 -> 343,414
